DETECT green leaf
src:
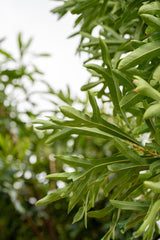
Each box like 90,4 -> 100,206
103,170 -> 132,196
100,24 -> 124,40
68,177 -> 89,212
24,37 -> 33,51
140,14 -> 160,31
0,49 -> 15,61
60,105 -> 90,122
72,207 -> 85,224
124,213 -> 146,232
71,126 -> 111,140
144,181 -> 160,193
46,172 -> 77,181
138,2 -> 160,15
143,102 -> 160,119
110,200 -> 149,211
118,41 -> 160,70
33,53 -> 51,58
145,25 -> 156,35
114,139 -> 144,164
155,129 -> 160,145
101,209 -> 120,240
84,63 -> 110,79
88,91 -> 100,121
82,39 -> 125,48
84,64 -> 125,116
81,79 -> 104,91
36,184 -> 72,206
152,65 -> 160,85
55,155 -> 93,168
133,75 -> 160,101
32,119 -> 58,130
50,117 -> 81,127
120,91 -> 142,108
112,69 -> 134,89
130,40 -> 145,49
85,64 -> 128,118
58,105 -> 138,144
150,160 -> 160,174
99,38 -> 112,70
18,33 -> 22,52
135,199 -> 160,237
71,0 -> 98,14
51,1 -> 75,15
108,163 -> 148,172
88,205 -> 114,218
46,128 -> 73,143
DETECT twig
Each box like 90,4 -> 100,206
133,144 -> 160,158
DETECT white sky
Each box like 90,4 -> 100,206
0,0 -> 89,95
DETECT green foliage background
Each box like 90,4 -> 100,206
0,34 -> 108,239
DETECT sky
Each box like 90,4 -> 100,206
0,0 -> 89,95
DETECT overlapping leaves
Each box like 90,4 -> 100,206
33,1 -> 160,240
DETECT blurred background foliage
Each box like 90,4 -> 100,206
0,33 -> 115,240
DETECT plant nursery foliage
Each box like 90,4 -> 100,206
33,1 -> 160,239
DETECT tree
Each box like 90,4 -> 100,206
33,1 -> 160,240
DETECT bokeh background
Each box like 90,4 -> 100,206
0,1 -> 110,240
0,0 -> 89,94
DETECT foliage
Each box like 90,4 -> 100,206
33,1 -> 160,239
0,34 -> 108,239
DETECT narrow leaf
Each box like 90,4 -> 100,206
143,102 -> 160,119
46,172 -> 77,181
36,184 -> 72,206
135,199 -> 160,236
120,91 -> 142,108
81,79 -> 104,91
108,163 -> 148,172
114,138 -> 144,164
110,200 -> 149,211
72,207 -> 84,224
144,181 -> 160,193
60,105 -> 90,122
138,2 -> 160,15
46,128 -> 73,143
55,155 -> 93,168
140,14 -> 160,31
118,41 -> 160,70
88,91 -> 100,121
99,38 -> 112,70
88,205 -> 114,218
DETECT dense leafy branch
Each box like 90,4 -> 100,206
33,1 -> 160,239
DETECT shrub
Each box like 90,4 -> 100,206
33,1 -> 160,239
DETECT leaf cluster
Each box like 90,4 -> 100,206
32,1 -> 160,239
